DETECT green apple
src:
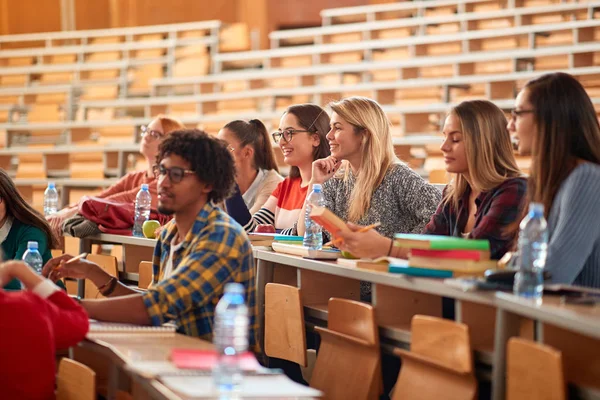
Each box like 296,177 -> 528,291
340,250 -> 357,259
142,220 -> 161,239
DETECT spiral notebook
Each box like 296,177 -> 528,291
88,319 -> 177,334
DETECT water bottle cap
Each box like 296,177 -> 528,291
48,182 -> 56,189
312,184 -> 322,193
224,282 -> 244,294
27,241 -> 38,250
529,202 -> 544,216
141,184 -> 149,191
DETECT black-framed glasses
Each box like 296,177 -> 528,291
510,109 -> 535,119
153,164 -> 195,183
271,129 -> 310,144
141,125 -> 165,140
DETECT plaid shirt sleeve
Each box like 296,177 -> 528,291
141,220 -> 258,349
470,178 -> 527,259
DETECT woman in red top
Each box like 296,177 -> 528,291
47,115 -> 185,238
0,260 -> 89,399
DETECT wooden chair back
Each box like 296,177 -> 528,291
506,338 -> 566,400
138,261 -> 153,290
310,298 -> 381,400
56,358 -> 96,400
264,283 -> 307,366
84,254 -> 118,299
392,315 -> 477,400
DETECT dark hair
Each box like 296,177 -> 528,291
525,72 -> 600,215
0,169 -> 58,248
222,119 -> 279,172
285,104 -> 331,178
157,129 -> 236,203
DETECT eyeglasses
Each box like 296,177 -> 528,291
141,125 -> 165,140
510,109 -> 535,119
271,129 -> 311,144
272,108 -> 326,143
227,144 -> 235,152
153,164 -> 195,183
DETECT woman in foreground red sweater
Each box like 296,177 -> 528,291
0,261 -> 89,399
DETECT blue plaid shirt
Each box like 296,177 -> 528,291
142,201 -> 258,350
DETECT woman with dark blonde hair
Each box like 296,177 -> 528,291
0,169 -> 60,290
422,100 -> 527,259
508,72 -> 600,287
47,115 -> 185,237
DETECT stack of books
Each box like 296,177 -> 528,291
247,233 -> 303,248
338,235 -> 497,278
396,234 -> 497,277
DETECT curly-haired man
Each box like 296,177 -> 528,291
44,130 -> 257,349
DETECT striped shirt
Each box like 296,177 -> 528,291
545,162 -> 600,288
227,177 -> 307,235
142,201 -> 259,350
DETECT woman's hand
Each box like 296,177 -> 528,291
311,156 -> 341,185
0,261 -> 44,290
42,254 -> 100,282
336,223 -> 392,259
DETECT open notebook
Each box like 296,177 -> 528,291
88,320 -> 177,334
160,375 -> 322,398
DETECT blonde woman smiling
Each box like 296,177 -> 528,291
298,96 -> 440,261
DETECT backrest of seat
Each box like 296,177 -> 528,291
410,315 -> 473,373
507,337 -> 566,400
264,283 -> 307,366
56,358 -> 96,400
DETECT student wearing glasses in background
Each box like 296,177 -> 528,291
218,119 -> 283,215
226,104 -> 330,234
43,130 -> 259,349
47,115 -> 185,238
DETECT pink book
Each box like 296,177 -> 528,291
170,349 -> 260,370
410,248 -> 490,261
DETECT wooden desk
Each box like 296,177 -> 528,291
81,332 -> 320,400
253,250 -> 497,369
492,293 -> 600,400
254,250 -> 600,400
80,332 -> 212,400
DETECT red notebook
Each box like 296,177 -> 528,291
410,248 -> 490,261
170,349 -> 260,371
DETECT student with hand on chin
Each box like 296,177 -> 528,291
298,96 -> 440,261
43,130 -> 259,348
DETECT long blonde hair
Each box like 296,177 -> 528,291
329,97 -> 397,222
444,100 -> 523,209
155,114 -> 185,135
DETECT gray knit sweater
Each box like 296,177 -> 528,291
322,163 -> 441,299
322,162 -> 442,241
545,163 -> 600,288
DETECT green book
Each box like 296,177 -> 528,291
393,233 -> 490,251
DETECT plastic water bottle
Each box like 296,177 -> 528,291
213,283 -> 249,393
514,203 -> 548,303
303,184 -> 325,250
22,241 -> 44,274
132,184 -> 152,237
43,182 -> 59,216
